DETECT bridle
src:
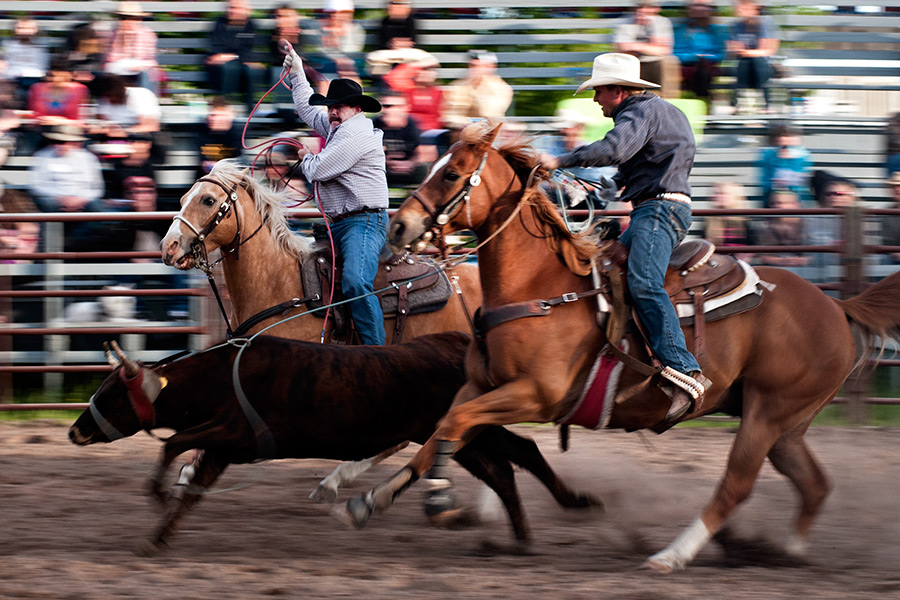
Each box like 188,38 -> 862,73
409,150 -> 489,229
407,148 -> 539,261
174,176 -> 265,274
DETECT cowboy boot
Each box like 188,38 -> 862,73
663,371 -> 712,425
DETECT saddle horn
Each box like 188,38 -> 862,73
109,340 -> 140,378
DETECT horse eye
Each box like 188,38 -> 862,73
443,171 -> 461,183
201,196 -> 215,207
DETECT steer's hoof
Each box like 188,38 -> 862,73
134,539 -> 162,558
309,484 -> 338,503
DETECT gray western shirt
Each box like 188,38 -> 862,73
556,92 -> 695,206
289,72 -> 388,217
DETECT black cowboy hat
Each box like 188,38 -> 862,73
309,79 -> 382,113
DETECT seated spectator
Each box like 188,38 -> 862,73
614,0 -> 680,99
704,181 -> 751,259
0,189 -> 41,264
0,81 -> 20,162
404,61 -> 443,131
727,0 -> 780,112
378,0 -> 418,50
809,170 -> 858,282
269,3 -> 327,94
207,0 -> 264,113
64,21 -> 106,87
882,172 -> 900,263
673,0 -> 727,102
104,133 -> 156,201
442,50 -> 513,131
27,124 -> 112,251
759,121 -> 812,207
752,190 -> 810,269
0,18 -> 50,106
91,74 -> 161,137
27,57 -> 91,124
197,97 -> 244,176
368,48 -> 438,93
885,111 -> 900,177
317,0 -> 365,81
374,90 -> 428,186
103,2 -> 161,94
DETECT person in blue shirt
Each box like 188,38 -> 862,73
758,121 -> 812,206
673,0 -> 727,101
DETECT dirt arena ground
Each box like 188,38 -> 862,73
1,420 -> 898,599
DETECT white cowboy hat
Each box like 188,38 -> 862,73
575,53 -> 660,94
116,1 -> 149,18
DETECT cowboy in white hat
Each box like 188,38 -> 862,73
540,53 -> 711,427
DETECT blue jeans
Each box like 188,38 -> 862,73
733,57 -> 771,107
619,199 -> 700,374
330,211 -> 388,345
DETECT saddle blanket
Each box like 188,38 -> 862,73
674,259 -> 760,319
559,341 -> 628,430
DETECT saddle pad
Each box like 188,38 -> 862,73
559,341 -> 627,430
674,260 -> 760,319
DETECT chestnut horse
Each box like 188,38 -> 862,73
159,160 -> 483,502
341,121 -> 900,572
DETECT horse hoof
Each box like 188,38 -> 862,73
134,540 -> 162,558
424,481 -> 457,517
334,493 -> 373,529
309,484 -> 338,504
641,553 -> 684,574
426,507 -> 471,530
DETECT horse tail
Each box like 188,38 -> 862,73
836,270 -> 900,370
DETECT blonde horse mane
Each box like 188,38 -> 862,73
460,122 -> 597,276
208,160 -> 314,261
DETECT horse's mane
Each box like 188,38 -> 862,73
460,124 -> 597,276
208,160 -> 314,261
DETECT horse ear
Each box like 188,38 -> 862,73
485,120 -> 504,145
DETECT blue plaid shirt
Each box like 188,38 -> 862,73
556,92 -> 695,206
289,72 -> 388,217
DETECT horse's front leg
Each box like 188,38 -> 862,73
339,379 -> 546,529
309,441 -> 410,503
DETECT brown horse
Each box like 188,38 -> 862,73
159,160 -> 483,502
341,121 -> 900,572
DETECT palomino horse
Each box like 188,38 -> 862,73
159,160 -> 482,502
342,121 -> 900,572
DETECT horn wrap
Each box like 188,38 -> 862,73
110,340 -> 140,378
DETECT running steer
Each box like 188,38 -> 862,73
69,333 -> 599,555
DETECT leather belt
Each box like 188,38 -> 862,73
329,207 -> 386,224
657,192 -> 692,205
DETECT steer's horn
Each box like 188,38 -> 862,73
110,340 -> 140,378
103,341 -> 121,369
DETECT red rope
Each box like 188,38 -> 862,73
238,41 -> 337,344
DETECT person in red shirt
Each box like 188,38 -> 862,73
27,57 -> 89,123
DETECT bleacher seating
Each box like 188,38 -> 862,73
0,0 -> 897,208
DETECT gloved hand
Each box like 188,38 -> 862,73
281,40 -> 303,75
597,175 -> 618,204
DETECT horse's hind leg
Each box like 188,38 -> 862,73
477,426 -> 603,511
644,413 -> 782,573
310,441 -> 411,503
767,430 -> 831,557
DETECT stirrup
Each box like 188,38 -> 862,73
660,367 -> 710,401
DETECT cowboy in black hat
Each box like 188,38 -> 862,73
283,41 -> 389,345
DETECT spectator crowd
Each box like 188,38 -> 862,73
0,0 -> 896,296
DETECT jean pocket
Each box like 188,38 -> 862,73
667,203 -> 691,241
